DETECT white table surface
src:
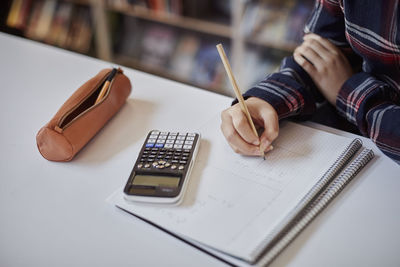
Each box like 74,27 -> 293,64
0,32 -> 399,267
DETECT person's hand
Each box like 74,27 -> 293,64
221,97 -> 278,156
293,33 -> 354,106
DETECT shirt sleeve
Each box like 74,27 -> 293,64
240,0 -> 348,120
337,73 -> 400,164
241,56 -> 321,120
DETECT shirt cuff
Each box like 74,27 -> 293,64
232,72 -> 316,120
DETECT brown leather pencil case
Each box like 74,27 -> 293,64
36,68 -> 132,162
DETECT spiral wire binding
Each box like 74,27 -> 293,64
258,148 -> 374,266
250,139 -> 362,262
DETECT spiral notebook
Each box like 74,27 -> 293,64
109,118 -> 374,266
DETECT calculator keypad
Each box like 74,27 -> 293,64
137,131 -> 197,171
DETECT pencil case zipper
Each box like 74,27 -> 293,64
55,70 -> 118,133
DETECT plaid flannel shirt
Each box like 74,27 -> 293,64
243,0 -> 400,164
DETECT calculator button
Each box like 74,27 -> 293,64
178,165 -> 185,170
171,165 -> 177,170
176,136 -> 185,140
174,144 -> 183,149
140,158 -> 146,162
187,133 -> 196,137
150,151 -> 157,155
151,148 -> 159,151
175,149 -> 182,153
175,140 -> 184,144
164,144 -> 173,149
148,139 -> 157,143
145,143 -> 154,148
181,156 -> 188,160
165,162 -> 171,168
151,131 -> 160,134
149,134 -> 158,139
144,163 -> 151,168
137,163 -> 143,168
155,143 -> 164,148
158,135 -> 167,140
165,156 -> 172,160
158,160 -> 166,165
171,160 -> 179,164
156,139 -> 166,143
152,162 -> 158,167
183,145 -> 192,149
160,131 -> 168,135
186,137 -> 194,141
179,160 -> 187,164
184,141 -> 193,145
166,140 -> 174,144
157,155 -> 164,159
173,156 -> 180,160
183,150 -> 190,153
147,159 -> 154,162
170,132 -> 178,135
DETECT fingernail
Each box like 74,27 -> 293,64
253,140 -> 260,145
260,140 -> 271,152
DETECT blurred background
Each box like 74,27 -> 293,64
0,0 -> 314,96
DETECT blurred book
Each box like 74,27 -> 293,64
6,0 -> 32,30
45,2 -> 73,47
140,24 -> 177,68
169,35 -> 200,78
191,43 -> 225,89
108,0 -> 183,15
243,0 -> 313,47
65,7 -> 92,53
7,0 -> 93,54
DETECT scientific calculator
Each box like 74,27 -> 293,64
123,130 -> 200,204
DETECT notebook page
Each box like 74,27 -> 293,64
111,116 -> 354,262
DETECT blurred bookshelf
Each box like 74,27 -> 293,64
1,0 -> 314,96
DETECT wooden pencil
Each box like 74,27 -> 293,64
216,43 -> 265,159
95,68 -> 117,104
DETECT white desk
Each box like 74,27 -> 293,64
0,32 -> 399,267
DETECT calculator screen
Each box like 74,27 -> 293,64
133,174 -> 180,187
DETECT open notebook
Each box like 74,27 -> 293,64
109,117 -> 374,266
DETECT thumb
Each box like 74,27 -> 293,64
258,107 -> 279,152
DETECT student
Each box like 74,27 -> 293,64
221,0 -> 400,164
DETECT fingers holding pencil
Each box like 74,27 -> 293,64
221,97 -> 277,156
217,43 -> 277,158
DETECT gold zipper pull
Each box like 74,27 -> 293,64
54,126 -> 63,133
